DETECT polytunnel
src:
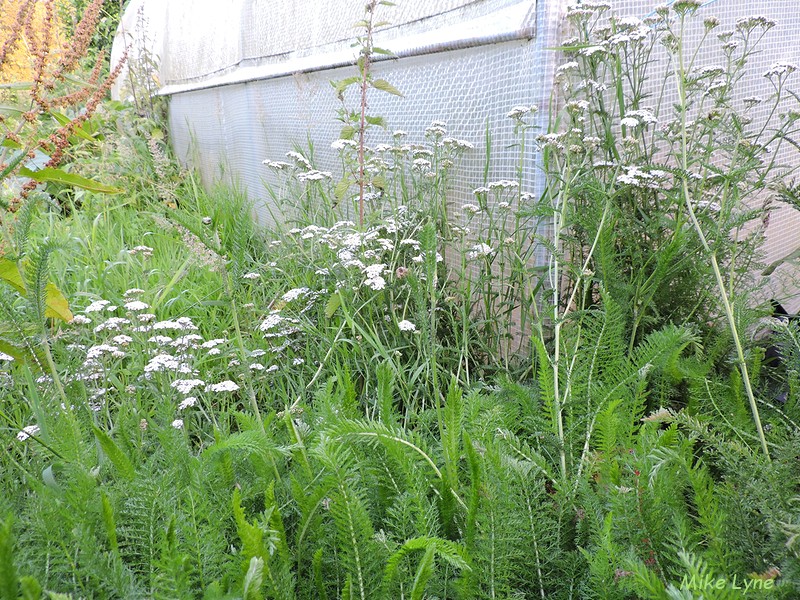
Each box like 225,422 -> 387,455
111,0 -> 800,310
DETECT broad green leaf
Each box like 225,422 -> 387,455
0,340 -> 27,363
49,111 -> 95,142
0,81 -> 32,90
243,557 -> 264,600
1,258 -> 73,322
0,336 -> 47,369
100,491 -> 119,554
334,177 -> 353,203
410,544 -> 436,600
0,259 -> 26,294
371,78 -> 403,97
44,282 -> 72,322
62,72 -> 94,88
42,465 -> 59,489
0,150 -> 27,181
19,576 -> 42,600
762,245 -> 800,276
1,136 -> 22,149
332,76 -> 361,98
0,106 -> 24,118
49,111 -> 71,127
372,46 -> 394,55
370,175 -> 387,190
0,518 -> 17,600
18,167 -> 122,194
340,125 -> 356,140
365,115 -> 386,127
325,291 -> 342,319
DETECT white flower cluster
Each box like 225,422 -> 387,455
363,263 -> 387,291
297,170 -> 333,182
144,353 -> 194,374
764,62 -> 798,79
124,300 -> 149,311
507,105 -> 539,120
616,166 -> 669,189
397,319 -> 416,332
282,287 -> 310,303
206,380 -> 240,393
468,243 -> 495,259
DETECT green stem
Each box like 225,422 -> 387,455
550,163 -> 573,482
224,271 -> 266,436
41,332 -> 69,409
672,16 -> 769,461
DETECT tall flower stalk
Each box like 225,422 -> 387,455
667,1 -> 772,459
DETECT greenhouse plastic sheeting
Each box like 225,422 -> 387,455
156,0 -> 551,235
112,0 -> 800,309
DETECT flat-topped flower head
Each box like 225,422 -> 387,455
129,245 -> 153,257
263,160 -> 292,170
488,180 -> 519,190
297,170 -> 332,182
178,397 -> 197,410
507,105 -> 538,120
468,243 -> 495,259
171,379 -> 205,394
124,300 -> 149,311
85,299 -> 111,313
397,319 -> 416,332
282,287 -> 310,303
286,151 -> 312,169
671,0 -> 702,15
764,62 -> 798,80
94,317 -> 131,333
207,380 -> 240,393
331,139 -> 358,150
260,313 -> 284,332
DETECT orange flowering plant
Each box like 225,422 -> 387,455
0,0 -> 126,209
0,0 -> 126,370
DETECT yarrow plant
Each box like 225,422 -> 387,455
3,2 -> 800,599
527,1 -> 800,471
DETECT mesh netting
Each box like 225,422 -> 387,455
168,38 -> 545,225
592,0 -> 800,309
164,0 -> 553,255
113,0 -> 800,311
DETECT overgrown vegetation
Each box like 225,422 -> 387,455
2,1 -> 800,598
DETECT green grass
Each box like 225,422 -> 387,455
2,4 -> 800,598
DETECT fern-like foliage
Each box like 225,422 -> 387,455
23,240 -> 56,327
314,438 -> 383,600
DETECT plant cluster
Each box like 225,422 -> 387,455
1,1 -> 800,599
